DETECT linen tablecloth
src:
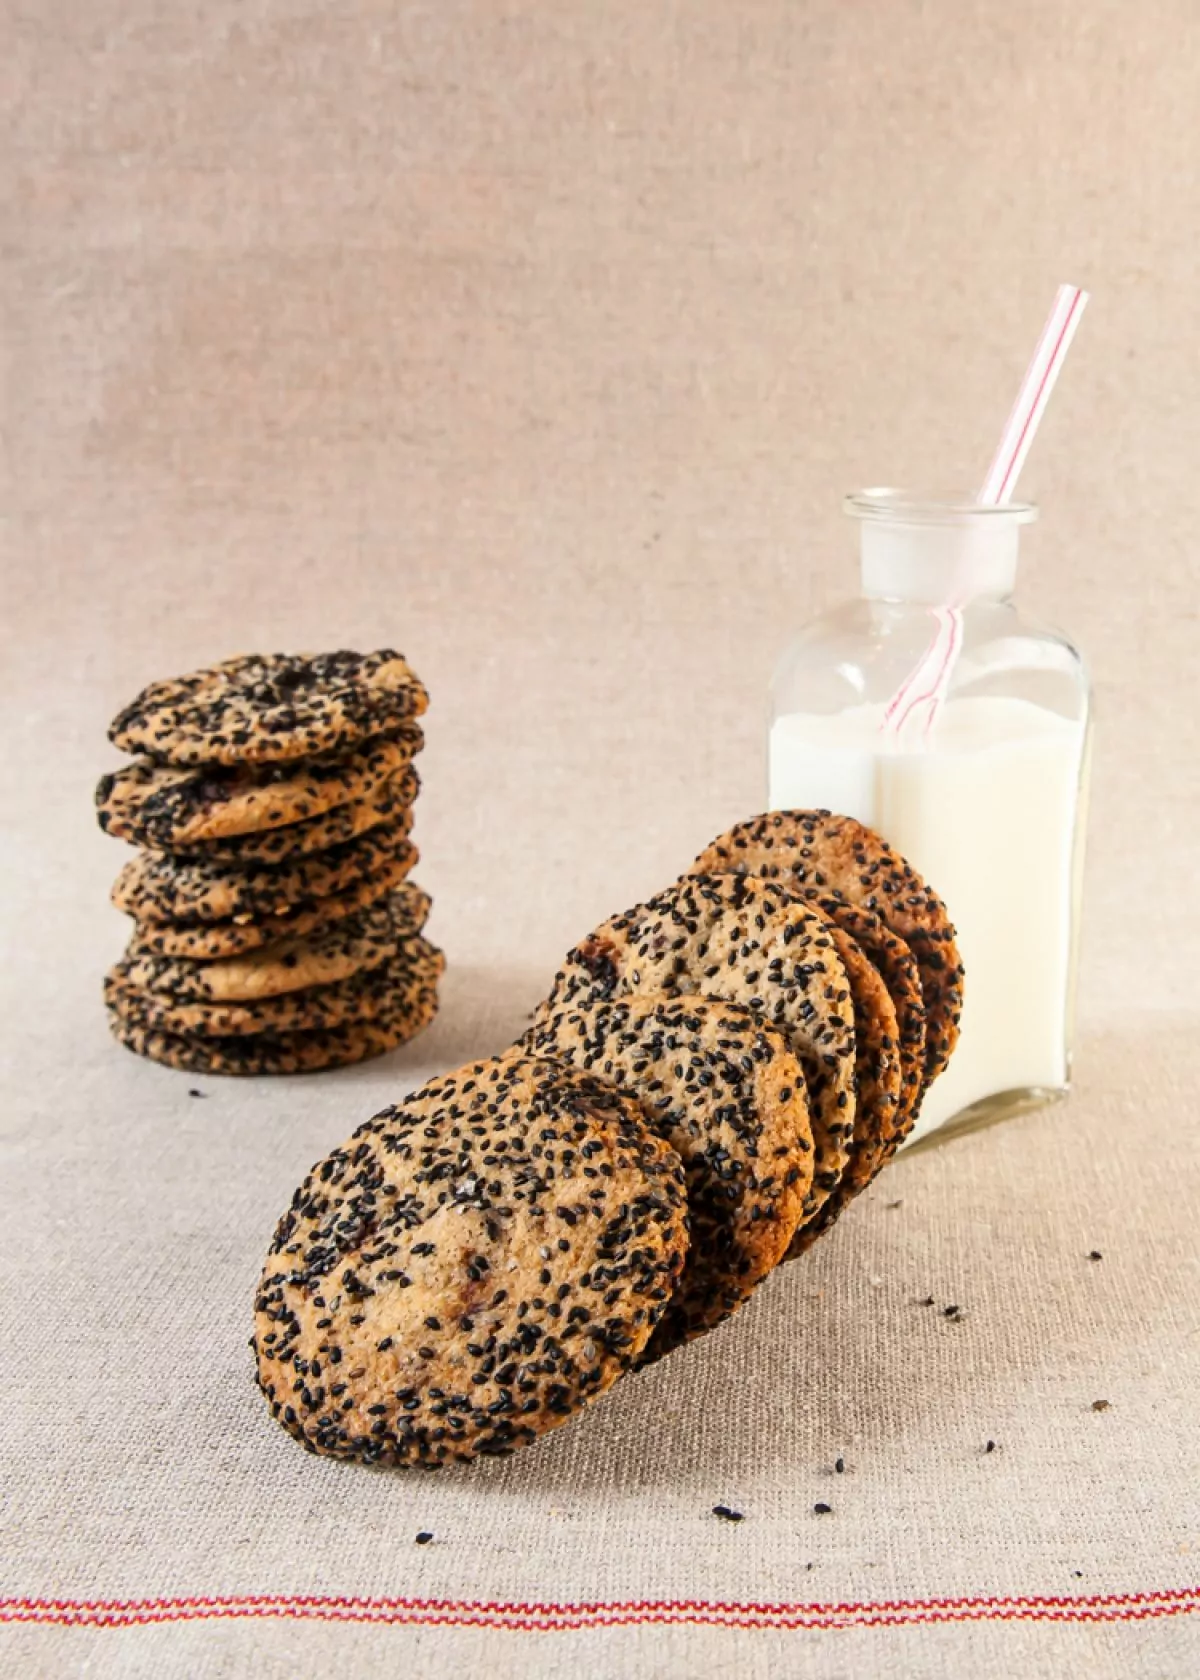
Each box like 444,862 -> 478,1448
5,3 -> 1198,1674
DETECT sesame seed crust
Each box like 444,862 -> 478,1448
163,766 -> 419,866
785,889 -> 927,1132
106,935 -> 444,1038
123,844 -> 418,959
688,811 -> 963,1086
118,884 -> 431,1002
113,815 -> 415,926
783,920 -> 901,1259
532,873 -> 856,1224
108,650 -> 429,768
95,731 -> 421,849
252,1052 -> 689,1467
108,975 -> 441,1075
523,993 -> 812,1357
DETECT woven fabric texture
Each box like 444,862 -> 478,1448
4,2 -> 1199,1674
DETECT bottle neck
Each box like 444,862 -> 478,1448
858,521 -> 1020,605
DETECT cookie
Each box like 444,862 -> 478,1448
533,873 -> 856,1221
790,889 -> 927,1134
119,884 -> 431,1002
113,817 -> 415,925
690,811 -> 964,1086
109,650 -> 428,767
106,936 -> 444,1039
524,994 -> 812,1358
252,1052 -> 689,1465
167,765 -> 419,866
784,921 -> 901,1258
125,845 -> 417,958
108,978 -> 440,1075
96,732 -> 421,850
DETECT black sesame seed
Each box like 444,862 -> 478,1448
834,1457 -> 845,1474
985,1440 -> 997,1453
814,1502 -> 832,1515
711,1505 -> 744,1522
415,1531 -> 434,1545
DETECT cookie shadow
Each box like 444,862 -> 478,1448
418,960 -> 546,1066
314,960 -> 545,1093
435,1019 -> 1175,1499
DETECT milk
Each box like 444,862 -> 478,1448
769,696 -> 1089,1142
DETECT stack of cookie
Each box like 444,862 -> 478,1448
97,651 -> 443,1075
252,809 -> 962,1469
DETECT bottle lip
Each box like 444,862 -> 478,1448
845,487 -> 1038,527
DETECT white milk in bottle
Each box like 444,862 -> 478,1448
768,492 -> 1090,1145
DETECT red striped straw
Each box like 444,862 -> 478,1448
979,284 -> 1089,504
882,283 -> 1089,739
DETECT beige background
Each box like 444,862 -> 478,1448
4,3 -> 1199,1676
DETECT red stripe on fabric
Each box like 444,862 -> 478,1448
2,1588 -> 1198,1632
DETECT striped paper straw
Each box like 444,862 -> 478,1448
979,284 -> 1089,505
882,284 -> 1089,739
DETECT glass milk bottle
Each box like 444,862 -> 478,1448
768,490 -> 1091,1147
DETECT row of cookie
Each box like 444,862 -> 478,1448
529,809 -> 964,1257
96,651 -> 443,1071
252,811 -> 963,1468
